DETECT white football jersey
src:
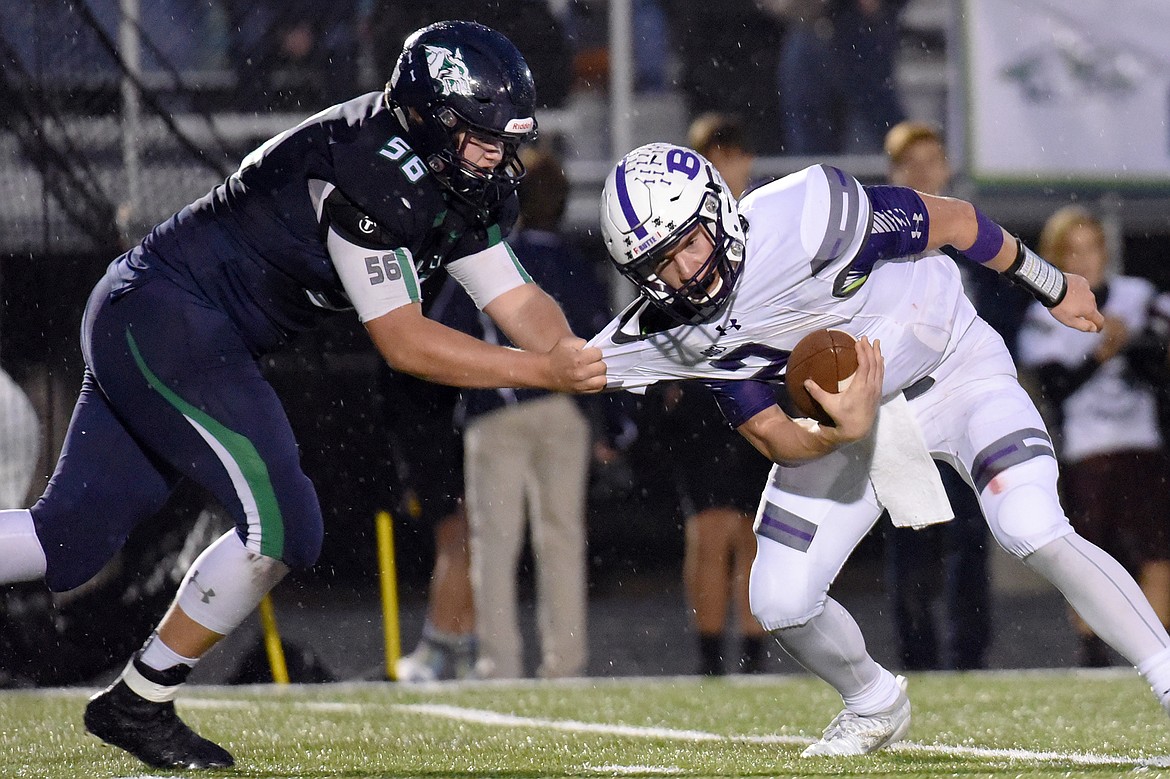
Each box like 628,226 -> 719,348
588,165 -> 982,398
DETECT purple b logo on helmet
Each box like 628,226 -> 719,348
666,149 -> 700,179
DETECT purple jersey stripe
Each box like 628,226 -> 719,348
615,160 -> 649,240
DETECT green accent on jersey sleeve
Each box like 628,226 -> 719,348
486,223 -> 502,246
395,249 -> 421,302
503,241 -> 533,283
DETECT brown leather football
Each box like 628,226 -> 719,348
784,329 -> 859,426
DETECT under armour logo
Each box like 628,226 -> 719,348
701,345 -> 726,357
911,212 -> 924,240
358,216 -> 377,234
190,570 -> 216,604
715,319 -> 741,335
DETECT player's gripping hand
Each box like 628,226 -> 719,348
545,336 -> 607,393
1052,273 -> 1104,333
807,337 -> 884,445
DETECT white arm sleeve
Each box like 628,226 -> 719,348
445,241 -> 532,310
326,226 -> 422,323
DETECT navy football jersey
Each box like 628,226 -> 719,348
110,91 -> 519,355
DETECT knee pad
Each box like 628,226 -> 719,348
177,530 -> 289,635
979,456 -> 1071,558
749,557 -> 825,630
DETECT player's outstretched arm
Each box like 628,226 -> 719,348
737,338 -> 884,464
365,303 -> 606,393
484,283 -> 574,353
920,194 -> 1103,333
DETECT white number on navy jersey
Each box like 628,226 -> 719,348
379,136 -> 427,183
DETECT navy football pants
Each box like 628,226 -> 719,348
32,268 -> 322,592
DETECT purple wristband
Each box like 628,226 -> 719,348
963,207 -> 1005,264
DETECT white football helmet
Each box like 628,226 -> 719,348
600,142 -> 746,324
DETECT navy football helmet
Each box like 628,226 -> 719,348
386,21 -> 538,223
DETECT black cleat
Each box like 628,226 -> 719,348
84,680 -> 234,770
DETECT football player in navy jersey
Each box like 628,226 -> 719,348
589,142 -> 1170,756
0,20 -> 603,771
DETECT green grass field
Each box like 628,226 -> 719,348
1,670 -> 1168,778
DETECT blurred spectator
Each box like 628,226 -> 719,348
366,1 -> 573,108
222,0 -> 360,110
639,380 -> 773,675
881,121 -> 1030,355
770,0 -> 907,154
881,121 -> 992,670
688,112 -> 758,198
564,0 -> 673,92
382,279 -> 477,683
453,147 -> 610,679
1017,206 -> 1170,667
666,0 -> 785,153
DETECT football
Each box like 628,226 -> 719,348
784,329 -> 859,426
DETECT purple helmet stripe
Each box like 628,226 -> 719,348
615,160 -> 649,240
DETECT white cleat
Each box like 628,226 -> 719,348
801,675 -> 911,757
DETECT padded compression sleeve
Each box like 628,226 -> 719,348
853,186 -> 931,273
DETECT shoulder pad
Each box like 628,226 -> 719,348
798,164 -> 869,262
323,188 -> 399,250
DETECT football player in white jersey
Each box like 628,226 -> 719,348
588,142 -> 1170,756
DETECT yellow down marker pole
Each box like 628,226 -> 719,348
376,510 -> 402,680
258,593 -> 289,684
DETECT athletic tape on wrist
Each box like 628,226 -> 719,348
1007,237 -> 1067,308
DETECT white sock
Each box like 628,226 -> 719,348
122,634 -> 200,703
770,597 -> 886,706
1024,533 -> 1170,665
138,632 -> 198,673
1137,646 -> 1170,712
0,509 -> 47,583
842,667 -> 902,716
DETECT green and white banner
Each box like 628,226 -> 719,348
962,0 -> 1170,186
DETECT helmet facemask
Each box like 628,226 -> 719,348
619,200 -> 743,325
426,107 -> 529,221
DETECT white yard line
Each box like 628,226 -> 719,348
132,694 -> 1170,770
396,701 -> 1170,769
